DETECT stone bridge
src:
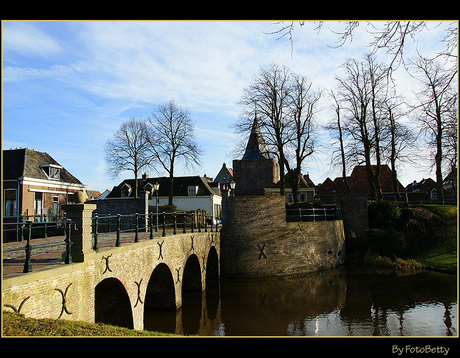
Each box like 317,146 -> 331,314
2,203 -> 221,332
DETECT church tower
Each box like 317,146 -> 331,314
232,116 -> 279,195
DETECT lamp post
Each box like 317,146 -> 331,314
153,182 -> 160,232
220,180 -> 235,228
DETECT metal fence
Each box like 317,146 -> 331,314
91,211 -> 219,250
3,210 -> 220,274
286,207 -> 340,222
3,219 -> 74,273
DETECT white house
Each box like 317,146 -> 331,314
106,175 -> 222,224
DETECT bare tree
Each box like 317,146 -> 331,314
238,64 -> 321,200
146,100 -> 202,205
285,74 -> 321,202
270,21 -> 457,71
409,55 -> 457,201
105,117 -> 152,198
239,64 -> 292,196
381,96 -> 416,195
326,90 -> 350,194
335,57 -> 379,199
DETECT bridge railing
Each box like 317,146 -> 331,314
91,212 -> 220,250
2,219 -> 74,273
285,207 -> 341,222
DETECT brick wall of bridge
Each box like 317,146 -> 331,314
2,204 -> 220,331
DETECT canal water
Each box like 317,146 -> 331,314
144,266 -> 457,336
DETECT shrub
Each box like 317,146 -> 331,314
368,228 -> 406,257
368,201 -> 402,230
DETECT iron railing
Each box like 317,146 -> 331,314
286,207 -> 340,222
91,211 -> 220,250
3,219 -> 74,273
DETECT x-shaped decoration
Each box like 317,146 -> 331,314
157,240 -> 164,260
4,296 -> 30,314
102,254 -> 113,274
134,279 -> 143,308
175,267 -> 181,284
256,243 -> 267,260
202,255 -> 207,272
190,236 -> 195,252
55,283 -> 72,319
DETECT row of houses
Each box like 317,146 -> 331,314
2,148 -> 232,224
2,147 -> 456,225
318,165 -> 457,203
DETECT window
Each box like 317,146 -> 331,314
49,166 -> 60,179
286,193 -> 293,203
40,164 -> 61,180
4,189 -> 17,217
34,192 -> 43,220
430,189 -> 437,201
188,186 -> 198,196
53,196 -> 60,218
121,183 -> 132,197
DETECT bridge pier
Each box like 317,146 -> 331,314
62,203 -> 97,262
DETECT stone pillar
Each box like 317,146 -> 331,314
62,203 -> 97,262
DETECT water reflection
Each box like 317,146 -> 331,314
144,266 -> 457,336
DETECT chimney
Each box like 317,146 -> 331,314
142,173 -> 149,180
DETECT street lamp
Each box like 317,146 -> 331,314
153,182 -> 160,231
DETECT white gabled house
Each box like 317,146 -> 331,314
106,174 -> 222,224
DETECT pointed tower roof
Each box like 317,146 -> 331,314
242,116 -> 270,160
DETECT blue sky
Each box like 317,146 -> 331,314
2,20 -> 456,192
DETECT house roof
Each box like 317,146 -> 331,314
274,170 -> 313,189
241,116 -> 270,160
348,165 -> 404,194
213,163 -> 234,183
3,148 -> 83,185
107,176 -> 219,198
317,177 -> 339,196
405,178 -> 437,193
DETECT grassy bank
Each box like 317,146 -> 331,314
2,311 -> 175,337
349,203 -> 457,273
412,205 -> 457,273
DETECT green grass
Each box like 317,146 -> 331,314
412,205 -> 457,273
2,311 -> 176,337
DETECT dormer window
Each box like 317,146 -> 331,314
40,164 -> 62,180
121,183 -> 132,197
188,185 -> 198,196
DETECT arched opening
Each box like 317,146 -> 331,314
182,254 -> 202,334
95,278 -> 133,329
206,247 -> 220,320
206,246 -> 219,283
144,263 -> 176,333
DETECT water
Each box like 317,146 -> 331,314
144,266 -> 457,336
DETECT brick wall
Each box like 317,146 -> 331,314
337,194 -> 369,240
232,158 -> 279,196
221,194 -> 345,277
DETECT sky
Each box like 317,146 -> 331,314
2,20 -> 457,192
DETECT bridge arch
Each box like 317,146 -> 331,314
181,254 -> 202,334
182,254 -> 202,292
143,263 -> 176,333
144,263 -> 176,310
95,277 -> 133,329
205,246 -> 220,321
206,246 -> 219,283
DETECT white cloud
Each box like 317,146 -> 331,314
2,22 -> 62,59
2,20 -> 456,191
